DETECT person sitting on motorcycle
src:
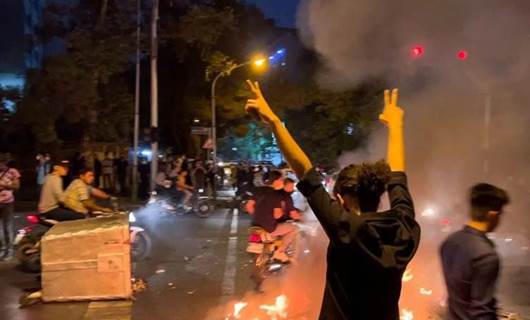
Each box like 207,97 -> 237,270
38,160 -> 87,221
246,171 -> 299,263
176,170 -> 194,210
62,167 -> 113,215
277,178 -> 302,222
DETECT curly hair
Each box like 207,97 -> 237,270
333,159 -> 391,212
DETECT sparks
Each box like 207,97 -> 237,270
402,269 -> 413,282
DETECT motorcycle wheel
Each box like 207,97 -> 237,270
251,253 -> 267,292
131,232 -> 152,261
194,200 -> 213,218
16,238 -> 41,273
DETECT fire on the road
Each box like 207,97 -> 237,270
400,308 -> 414,320
226,295 -> 289,320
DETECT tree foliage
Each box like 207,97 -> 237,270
7,0 -> 386,167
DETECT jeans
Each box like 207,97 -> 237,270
270,222 -> 299,256
0,203 -> 14,252
42,207 -> 86,221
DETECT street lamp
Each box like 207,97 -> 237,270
210,57 -> 267,165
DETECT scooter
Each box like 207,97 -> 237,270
15,210 -> 151,273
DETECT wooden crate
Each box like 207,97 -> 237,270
41,215 -> 132,302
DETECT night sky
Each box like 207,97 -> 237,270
246,0 -> 300,27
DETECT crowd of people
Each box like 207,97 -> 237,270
0,80 -> 514,319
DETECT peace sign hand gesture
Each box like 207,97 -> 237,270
245,80 -> 280,125
379,89 -> 404,128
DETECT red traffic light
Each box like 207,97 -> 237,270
457,50 -> 468,60
411,46 -> 425,58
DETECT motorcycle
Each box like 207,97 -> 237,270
15,210 -> 151,273
148,188 -> 214,218
246,226 -> 294,292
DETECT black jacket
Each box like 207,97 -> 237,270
297,169 -> 421,320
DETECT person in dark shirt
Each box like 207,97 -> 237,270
440,183 -> 509,320
244,81 -> 420,319
277,178 -> 302,223
246,171 -> 299,262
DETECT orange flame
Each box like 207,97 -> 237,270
402,269 -> 413,282
259,295 -> 289,320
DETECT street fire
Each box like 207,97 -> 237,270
259,295 -> 289,320
420,288 -> 433,296
233,302 -> 248,319
402,269 -> 414,282
400,308 -> 414,320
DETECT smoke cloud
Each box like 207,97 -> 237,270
297,0 -> 530,316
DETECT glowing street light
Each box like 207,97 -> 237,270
253,58 -> 266,67
211,50 -> 284,165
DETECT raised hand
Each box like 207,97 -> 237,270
245,80 -> 280,124
379,89 -> 404,128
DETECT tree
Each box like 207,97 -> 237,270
15,0 -> 136,150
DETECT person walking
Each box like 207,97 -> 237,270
440,183 -> 510,320
102,153 -> 114,191
0,156 -> 21,261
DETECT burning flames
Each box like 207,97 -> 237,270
419,288 -> 433,296
233,302 -> 248,319
259,295 -> 289,320
402,269 -> 414,282
400,308 -> 414,320
226,295 -> 288,320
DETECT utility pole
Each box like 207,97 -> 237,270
131,0 -> 141,201
150,0 -> 159,191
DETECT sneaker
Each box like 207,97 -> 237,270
273,251 -> 290,263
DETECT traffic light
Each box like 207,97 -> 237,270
457,50 -> 468,60
411,45 -> 425,58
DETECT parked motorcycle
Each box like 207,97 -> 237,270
15,210 -> 151,273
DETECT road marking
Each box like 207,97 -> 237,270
222,209 -> 239,295
230,210 -> 239,235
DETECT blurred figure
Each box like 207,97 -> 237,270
253,165 -> 265,187
39,160 -> 84,221
277,178 -> 302,222
102,153 -> 114,191
192,161 -> 207,192
440,183 -> 510,320
62,168 -> 113,215
206,162 -> 217,199
176,170 -> 194,210
115,154 -> 128,195
36,153 -> 51,191
246,171 -> 298,262
94,154 -> 102,188
0,156 -> 21,260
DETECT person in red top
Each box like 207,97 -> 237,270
0,156 -> 21,261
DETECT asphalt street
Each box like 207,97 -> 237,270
0,195 -> 528,320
